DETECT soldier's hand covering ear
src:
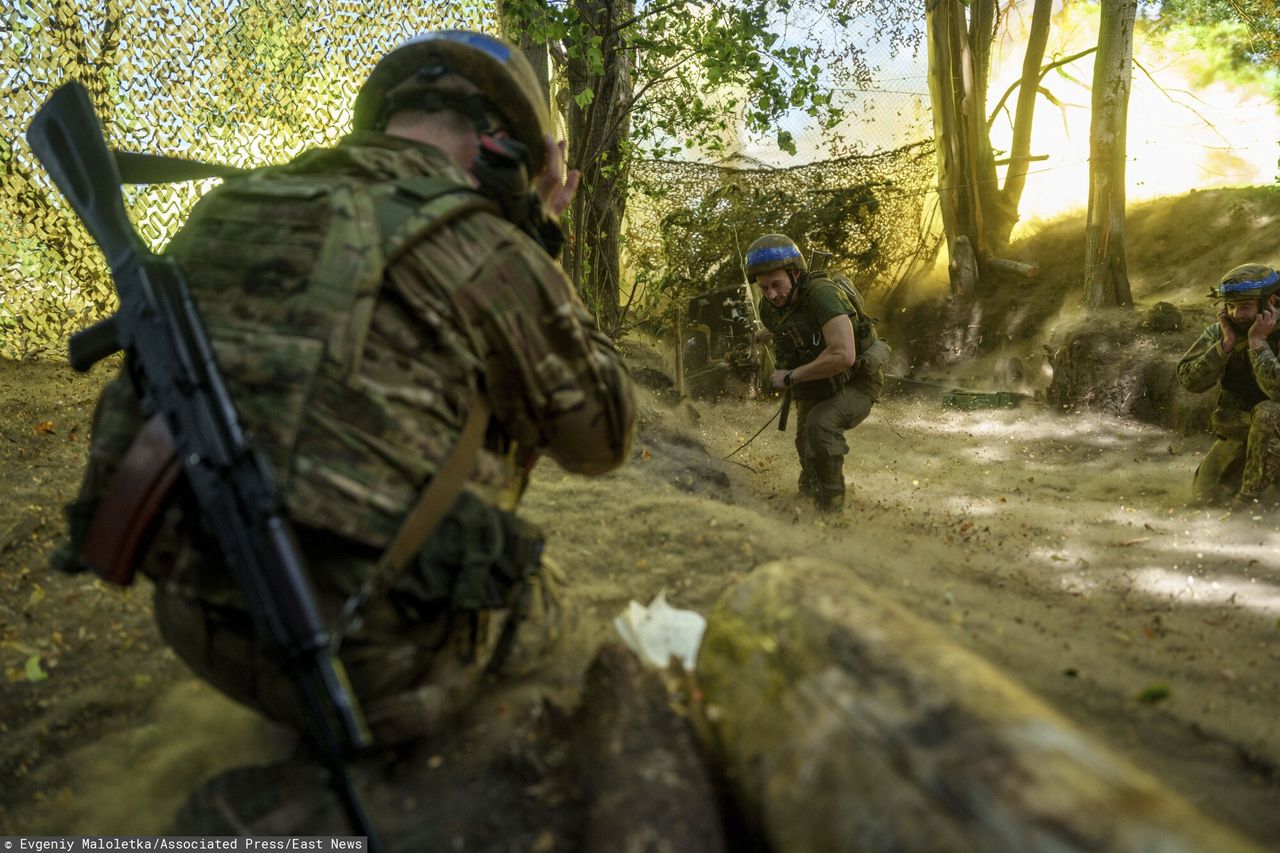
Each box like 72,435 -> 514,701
1249,305 -> 1278,347
535,136 -> 579,219
1218,306 -> 1240,351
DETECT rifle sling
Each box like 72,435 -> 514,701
335,396 -> 493,640
382,395 -> 491,574
82,413 -> 182,586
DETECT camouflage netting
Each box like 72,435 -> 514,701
1,0 -> 491,360
2,0 -> 941,359
625,141 -> 943,323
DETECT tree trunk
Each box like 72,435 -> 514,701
926,0 -> 996,299
993,0 -> 1053,245
1085,0 -> 1137,308
966,0 -> 1002,252
697,559 -> 1261,853
927,0 -> 968,295
566,0 -> 632,335
497,0 -> 551,99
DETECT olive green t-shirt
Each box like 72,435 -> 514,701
758,277 -> 854,337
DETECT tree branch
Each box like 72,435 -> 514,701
1131,57 -> 1232,147
602,0 -> 688,41
987,46 -> 1095,128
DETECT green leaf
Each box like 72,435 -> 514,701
24,655 -> 48,682
777,130 -> 796,155
574,87 -> 595,108
1136,682 -> 1170,704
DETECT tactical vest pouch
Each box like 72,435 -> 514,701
858,338 -> 892,377
388,491 -> 545,621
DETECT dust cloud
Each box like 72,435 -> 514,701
521,385 -> 1280,843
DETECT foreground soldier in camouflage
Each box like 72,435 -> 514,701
64,31 -> 635,745
1176,263 -> 1280,508
749,234 -> 890,512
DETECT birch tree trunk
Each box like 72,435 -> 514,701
1084,0 -> 1137,308
993,0 -> 1053,245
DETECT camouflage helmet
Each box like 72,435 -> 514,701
1209,263 -> 1280,302
353,31 -> 551,173
745,234 -> 806,280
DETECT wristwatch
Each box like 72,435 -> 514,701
783,370 -> 794,386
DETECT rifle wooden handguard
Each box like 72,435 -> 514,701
82,414 -> 182,586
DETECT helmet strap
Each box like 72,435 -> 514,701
783,269 -> 801,309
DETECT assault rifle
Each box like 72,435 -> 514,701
27,82 -> 382,850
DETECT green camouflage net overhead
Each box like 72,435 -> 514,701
1,0 -> 490,359
625,140 -> 943,320
1,0 -> 941,359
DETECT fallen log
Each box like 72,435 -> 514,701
578,643 -> 727,853
697,558 -> 1259,853
987,257 -> 1040,278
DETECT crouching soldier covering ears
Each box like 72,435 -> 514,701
1178,262 -> 1280,509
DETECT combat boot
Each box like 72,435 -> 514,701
813,454 -> 846,513
798,458 -> 818,502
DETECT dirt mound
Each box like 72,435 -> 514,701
879,185 -> 1280,421
1043,305 -> 1215,434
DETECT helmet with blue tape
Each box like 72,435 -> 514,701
745,234 -> 806,281
1209,263 -> 1280,302
353,31 -> 550,173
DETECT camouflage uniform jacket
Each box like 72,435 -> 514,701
78,131 -> 634,567
1176,322 -> 1280,428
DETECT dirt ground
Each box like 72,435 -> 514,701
2,189 -> 1279,847
2,354 -> 1278,846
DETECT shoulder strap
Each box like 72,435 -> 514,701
329,177 -> 501,634
370,176 -> 499,267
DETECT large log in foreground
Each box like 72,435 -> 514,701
578,643 -> 727,853
697,558 -> 1258,853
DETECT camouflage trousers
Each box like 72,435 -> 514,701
148,524 -> 567,747
794,381 -> 876,511
1192,401 -> 1280,506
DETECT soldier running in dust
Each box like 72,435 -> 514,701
1177,262 -> 1280,508
748,234 -> 891,512
60,31 -> 635,746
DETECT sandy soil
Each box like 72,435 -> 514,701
1,354 -> 1277,846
